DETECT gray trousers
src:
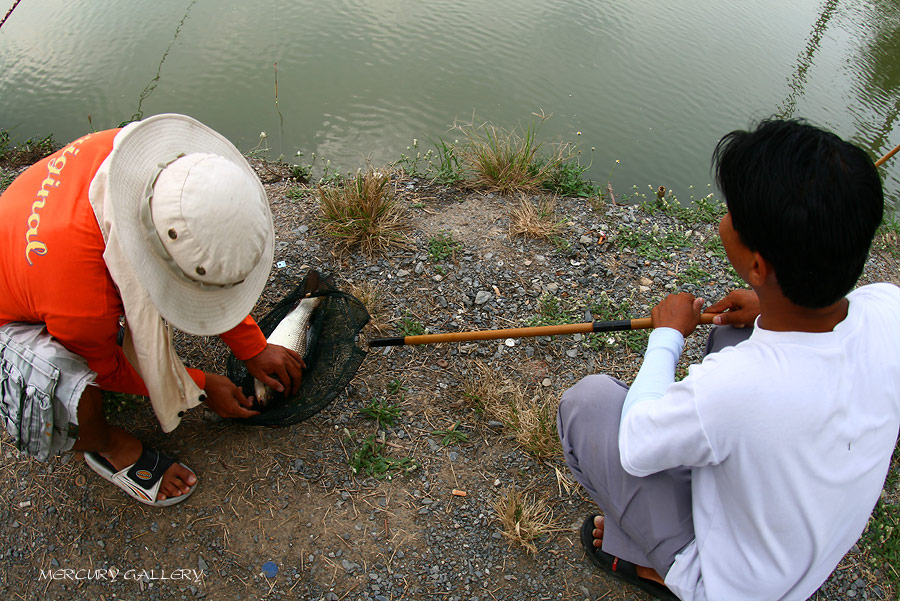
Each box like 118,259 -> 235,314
557,325 -> 752,576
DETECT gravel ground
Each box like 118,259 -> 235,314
1,162 -> 898,601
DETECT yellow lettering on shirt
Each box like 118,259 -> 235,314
25,134 -> 91,265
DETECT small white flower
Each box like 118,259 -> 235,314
259,131 -> 267,139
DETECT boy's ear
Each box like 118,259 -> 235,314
746,251 -> 773,287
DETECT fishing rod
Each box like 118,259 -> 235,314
371,140 -> 898,349
369,313 -> 716,347
0,0 -> 23,31
876,142 -> 900,168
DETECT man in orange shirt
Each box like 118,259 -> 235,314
0,114 -> 304,506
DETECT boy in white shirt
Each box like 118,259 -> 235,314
558,118 -> 900,600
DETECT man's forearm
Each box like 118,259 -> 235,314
620,327 -> 684,424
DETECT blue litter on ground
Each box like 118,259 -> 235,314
262,561 -> 278,577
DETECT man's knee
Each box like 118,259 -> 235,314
558,374 -> 628,453
559,374 -> 627,424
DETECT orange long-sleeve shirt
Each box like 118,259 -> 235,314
0,128 -> 267,395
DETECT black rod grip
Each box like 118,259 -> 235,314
368,336 -> 406,347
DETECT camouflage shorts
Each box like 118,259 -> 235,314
0,323 -> 95,461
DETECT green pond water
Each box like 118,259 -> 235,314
1,0 -> 898,208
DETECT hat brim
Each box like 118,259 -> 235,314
108,114 -> 274,336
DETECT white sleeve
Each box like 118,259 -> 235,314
619,329 -> 720,476
620,327 -> 684,424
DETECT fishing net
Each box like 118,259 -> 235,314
226,270 -> 369,426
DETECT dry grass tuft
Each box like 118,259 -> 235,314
452,112 -> 564,195
508,194 -> 567,240
554,464 -> 578,497
494,484 -> 559,554
347,279 -> 390,333
318,167 -> 410,255
461,361 -> 562,459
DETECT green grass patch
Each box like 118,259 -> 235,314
859,442 -> 899,593
1,130 -> 58,193
286,185 -> 307,200
615,226 -> 691,261
359,398 -> 401,429
397,137 -> 463,184
432,421 -> 468,446
102,391 -> 145,419
397,313 -> 425,337
541,153 -> 596,198
677,262 -> 714,286
636,185 -> 727,224
703,236 -> 728,260
429,137 -> 464,185
387,378 -> 407,396
876,214 -> 900,258
349,434 -> 417,480
427,231 -> 461,262
527,294 -> 579,327
0,131 -> 56,169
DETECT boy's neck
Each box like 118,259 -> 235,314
756,289 -> 849,333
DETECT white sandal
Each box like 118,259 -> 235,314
85,445 -> 197,507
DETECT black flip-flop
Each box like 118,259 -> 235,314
579,515 -> 679,600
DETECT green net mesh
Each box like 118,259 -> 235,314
226,271 -> 369,426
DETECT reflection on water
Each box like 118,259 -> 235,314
777,0 -> 841,120
129,0 -> 199,124
0,0 -> 897,208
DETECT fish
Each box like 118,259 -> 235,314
253,273 -> 324,408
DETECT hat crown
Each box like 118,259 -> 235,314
150,153 -> 267,286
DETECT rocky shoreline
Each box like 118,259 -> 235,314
1,161 -> 898,601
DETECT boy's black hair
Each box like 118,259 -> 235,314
713,118 -> 883,308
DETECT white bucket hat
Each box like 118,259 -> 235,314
107,114 -> 274,336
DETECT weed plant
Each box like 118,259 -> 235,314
677,262 -> 714,286
427,231 -> 460,262
876,214 -> 900,258
636,184 -> 727,224
397,137 -> 464,185
430,138 -> 464,185
397,314 -> 425,337
615,225 -> 691,261
102,391 -> 144,418
527,294 -> 579,327
318,167 -> 409,255
0,168 -> 13,193
349,434 -> 416,480
386,378 -> 407,396
859,443 -> 899,592
703,236 -> 728,260
540,148 -> 597,197
0,131 -> 56,169
431,421 -> 468,446
360,398 -> 401,429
